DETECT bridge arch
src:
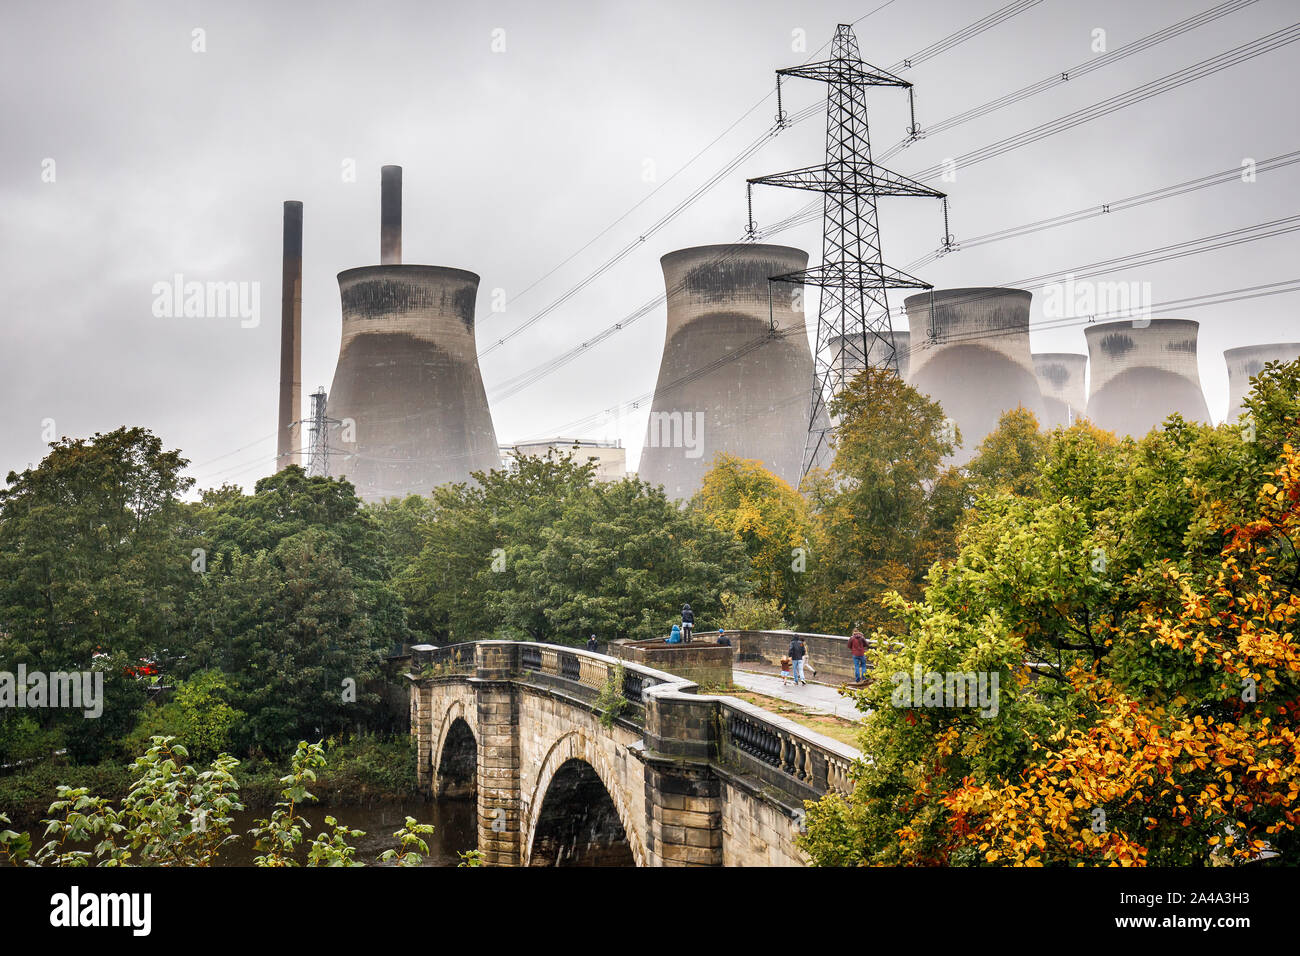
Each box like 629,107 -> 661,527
433,698 -> 478,800
523,731 -> 645,867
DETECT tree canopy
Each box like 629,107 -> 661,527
398,452 -> 750,643
799,360 -> 1300,866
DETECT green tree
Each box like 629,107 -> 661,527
194,466 -> 385,581
397,452 -> 596,641
1,737 -> 243,867
124,670 -> 245,762
496,477 -> 750,641
184,529 -> 387,754
965,406 -> 1050,500
798,360 -> 1300,866
692,453 -> 812,617
398,453 -> 751,643
802,367 -> 962,634
182,467 -> 412,752
0,427 -> 195,762
717,591 -> 787,631
366,495 -> 435,580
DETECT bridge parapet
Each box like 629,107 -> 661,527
719,698 -> 855,798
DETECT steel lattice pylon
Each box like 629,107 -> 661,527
306,386 -> 340,478
747,24 -> 948,474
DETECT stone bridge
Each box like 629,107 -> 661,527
408,641 -> 860,866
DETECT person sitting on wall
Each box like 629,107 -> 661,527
716,628 -> 731,646
665,624 -> 682,644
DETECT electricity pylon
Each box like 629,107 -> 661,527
306,386 -> 340,478
747,23 -> 949,475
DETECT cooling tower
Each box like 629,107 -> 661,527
1224,343 -> 1300,420
1032,352 -> 1088,429
1084,319 -> 1209,438
637,244 -> 825,499
326,167 -> 499,502
903,288 -> 1047,463
827,328 -> 911,388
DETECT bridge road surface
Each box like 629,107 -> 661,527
732,667 -> 866,722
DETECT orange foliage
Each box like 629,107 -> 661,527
942,446 -> 1300,865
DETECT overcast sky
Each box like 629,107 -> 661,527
2,0 -> 1297,490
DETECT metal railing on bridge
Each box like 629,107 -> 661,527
517,642 -> 666,722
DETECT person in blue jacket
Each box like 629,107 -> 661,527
665,624 -> 682,644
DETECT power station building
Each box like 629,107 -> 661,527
1224,343 -> 1300,421
1084,318 -> 1209,438
1032,352 -> 1089,429
637,243 -> 824,500
501,438 -> 627,482
325,166 -> 500,501
903,287 -> 1046,463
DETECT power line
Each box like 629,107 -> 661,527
478,0 -> 1047,360
1004,215 -> 1300,289
522,218 -> 1300,441
891,218 -> 1300,341
897,279 -> 1300,358
184,429 -> 279,471
754,0 -> 1268,243
906,22 -> 1300,183
878,0 -> 1261,164
906,148 -> 1300,270
522,277 -> 1300,444
486,14 -> 1295,406
892,0 -> 1045,70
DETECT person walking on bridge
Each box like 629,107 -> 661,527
586,634 -> 599,653
788,635 -> 808,686
680,603 -> 695,643
848,627 -> 868,683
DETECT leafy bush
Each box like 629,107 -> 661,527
1,736 -> 432,867
123,670 -> 244,762
0,715 -> 63,767
718,592 -> 787,631
595,662 -> 629,728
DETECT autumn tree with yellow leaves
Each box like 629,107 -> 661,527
692,453 -> 812,619
800,367 -> 966,635
800,359 -> 1300,867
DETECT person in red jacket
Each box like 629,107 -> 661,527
848,627 -> 868,683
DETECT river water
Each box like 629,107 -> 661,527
7,798 -> 479,867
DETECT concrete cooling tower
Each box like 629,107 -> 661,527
637,244 -> 825,500
903,288 -> 1046,463
1032,352 -> 1088,429
1084,318 -> 1209,438
1224,343 -> 1300,420
827,328 -> 911,388
326,166 -> 500,502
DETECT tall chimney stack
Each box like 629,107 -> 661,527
381,165 -> 402,265
277,200 -> 303,471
